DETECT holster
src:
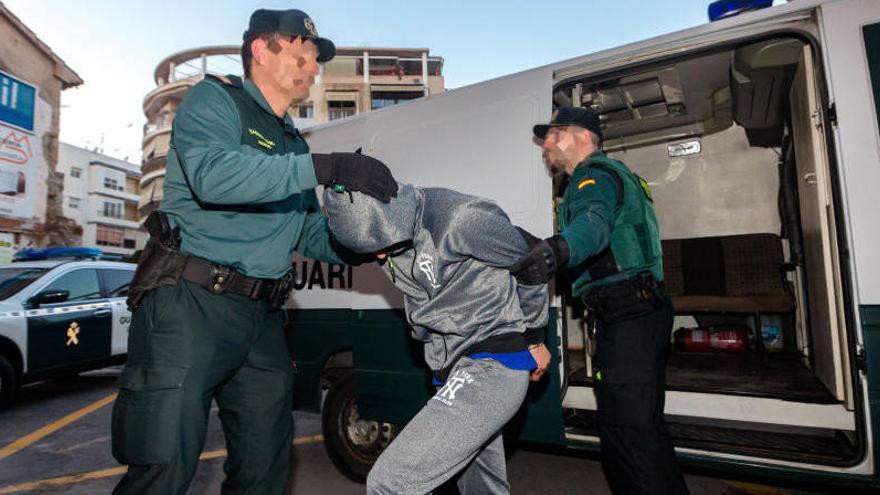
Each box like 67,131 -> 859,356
126,211 -> 186,311
267,270 -> 296,311
581,271 -> 662,326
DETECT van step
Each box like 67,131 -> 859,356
568,352 -> 837,404
564,410 -> 856,465
666,352 -> 837,404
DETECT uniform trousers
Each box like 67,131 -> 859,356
111,280 -> 294,495
593,288 -> 689,494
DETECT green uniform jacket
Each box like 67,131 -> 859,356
559,151 -> 663,296
162,76 -> 341,279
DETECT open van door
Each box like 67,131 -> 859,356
789,45 -> 850,404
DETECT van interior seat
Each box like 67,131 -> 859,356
661,233 -> 796,314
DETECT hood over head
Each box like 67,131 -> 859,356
323,182 -> 419,254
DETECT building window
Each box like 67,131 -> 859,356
68,197 -> 81,209
123,239 -> 136,249
102,202 -> 122,219
104,177 -> 124,191
96,226 -> 125,247
295,104 -> 313,119
328,100 -> 356,121
70,167 -> 82,178
371,91 -> 424,110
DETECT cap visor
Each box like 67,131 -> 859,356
533,124 -> 550,139
313,37 -> 336,63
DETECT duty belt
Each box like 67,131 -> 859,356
180,256 -> 291,302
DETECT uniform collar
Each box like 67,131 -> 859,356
243,78 -> 296,127
573,150 -> 606,173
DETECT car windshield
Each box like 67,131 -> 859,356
0,267 -> 50,300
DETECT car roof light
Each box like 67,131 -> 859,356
709,0 -> 774,22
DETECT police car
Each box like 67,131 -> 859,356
0,248 -> 135,407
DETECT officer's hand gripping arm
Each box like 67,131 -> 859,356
312,153 -> 398,203
509,233 -> 570,286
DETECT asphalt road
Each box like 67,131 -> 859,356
0,368 -> 825,494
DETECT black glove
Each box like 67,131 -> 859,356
313,153 -> 398,203
509,234 -> 570,285
524,327 -> 546,346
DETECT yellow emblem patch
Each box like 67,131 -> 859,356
638,177 -> 653,201
304,18 -> 317,37
248,128 -> 275,150
577,179 -> 596,189
66,322 -> 80,346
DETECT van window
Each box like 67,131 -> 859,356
863,22 -> 880,139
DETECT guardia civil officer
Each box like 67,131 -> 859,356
511,107 -> 688,494
111,9 -> 397,494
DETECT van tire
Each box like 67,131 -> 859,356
321,371 -> 399,482
0,355 -> 18,409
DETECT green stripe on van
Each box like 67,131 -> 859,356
860,305 -> 880,475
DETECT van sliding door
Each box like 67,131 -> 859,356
789,46 -> 850,404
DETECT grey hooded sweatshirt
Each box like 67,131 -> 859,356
324,183 -> 549,373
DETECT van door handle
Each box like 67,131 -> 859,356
93,308 -> 112,317
803,172 -> 818,185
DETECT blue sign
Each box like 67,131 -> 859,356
0,71 -> 36,133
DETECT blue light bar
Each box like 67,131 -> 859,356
14,247 -> 103,261
709,0 -> 773,22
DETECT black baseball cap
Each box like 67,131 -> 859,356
533,106 -> 603,140
245,9 -> 336,63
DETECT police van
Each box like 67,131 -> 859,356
285,0 -> 880,488
0,250 -> 135,407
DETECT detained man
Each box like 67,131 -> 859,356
322,182 -> 552,495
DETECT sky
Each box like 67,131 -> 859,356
3,0 -> 786,164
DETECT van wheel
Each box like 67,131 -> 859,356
0,355 -> 18,409
321,372 -> 399,482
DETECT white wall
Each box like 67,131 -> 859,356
609,125 -> 781,240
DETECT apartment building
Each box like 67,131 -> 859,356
0,3 -> 83,256
140,45 -> 444,220
58,143 -> 145,257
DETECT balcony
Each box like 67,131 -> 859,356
90,187 -> 139,204
142,154 -> 167,175
142,123 -> 172,148
87,212 -> 140,230
329,48 -> 443,87
146,46 -> 241,118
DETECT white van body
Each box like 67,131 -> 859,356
288,0 -> 880,482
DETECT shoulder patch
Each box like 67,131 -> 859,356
577,179 -> 596,189
637,176 -> 653,202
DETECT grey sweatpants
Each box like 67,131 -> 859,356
366,357 -> 530,495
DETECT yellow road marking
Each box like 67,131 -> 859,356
723,480 -> 797,495
0,393 -> 117,461
0,435 -> 324,494
293,434 -> 324,446
0,466 -> 128,494
55,435 -> 110,454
